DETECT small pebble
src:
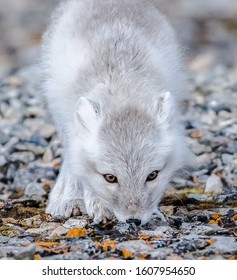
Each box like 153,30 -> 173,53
205,174 -> 223,194
24,182 -> 46,198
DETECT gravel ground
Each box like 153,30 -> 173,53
0,62 -> 236,260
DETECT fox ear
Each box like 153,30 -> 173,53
75,97 -> 101,131
155,91 -> 175,124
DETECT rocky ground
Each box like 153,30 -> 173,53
0,62 -> 236,260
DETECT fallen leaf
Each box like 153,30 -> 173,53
35,241 -> 60,248
23,242 -> 31,247
66,228 -> 86,237
206,239 -> 214,245
34,254 -> 41,260
94,242 -> 101,248
102,240 -> 117,252
121,248 -> 133,259
137,253 -> 147,260
138,233 -> 150,240
43,213 -> 51,220
152,235 -> 161,239
52,159 -> 61,167
231,214 -> 237,220
215,172 -> 222,177
192,177 -> 199,183
211,213 -> 221,219
190,129 -> 202,138
146,240 -> 153,247
41,179 -> 52,188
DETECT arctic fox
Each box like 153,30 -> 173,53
41,0 -> 192,225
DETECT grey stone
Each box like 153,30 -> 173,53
27,162 -> 57,181
208,237 -> 237,254
117,240 -> 154,254
149,248 -> 173,260
0,236 -> 10,244
43,252 -> 89,260
9,151 -> 35,163
13,143 -> 45,156
28,132 -> 48,147
187,194 -> 209,201
141,226 -> 174,238
42,147 -> 54,163
221,153 -> 234,165
0,131 -> 10,145
13,244 -> 36,260
63,217 -> 88,229
0,155 -> 7,167
13,168 -> 36,189
50,226 -> 69,236
205,174 -> 223,194
40,222 -> 61,231
25,106 -> 44,118
38,124 -> 56,139
24,182 -> 46,198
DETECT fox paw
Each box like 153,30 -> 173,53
86,199 -> 113,223
46,199 -> 84,218
62,199 -> 84,218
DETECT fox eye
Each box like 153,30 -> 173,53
146,170 -> 159,182
103,174 -> 118,183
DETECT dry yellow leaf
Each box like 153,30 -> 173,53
34,254 -> 41,260
146,240 -> 153,247
137,253 -> 147,260
138,233 -> 150,240
207,239 -> 214,245
66,228 -> 86,237
153,235 -> 161,239
102,240 -> 117,252
215,172 -> 222,177
94,242 -> 101,248
192,177 -> 199,183
231,214 -> 237,220
35,241 -> 60,248
211,213 -> 221,219
121,248 -> 133,259
191,129 -> 202,138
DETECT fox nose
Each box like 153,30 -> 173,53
126,218 -> 141,226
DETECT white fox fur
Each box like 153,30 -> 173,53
41,0 -> 192,225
